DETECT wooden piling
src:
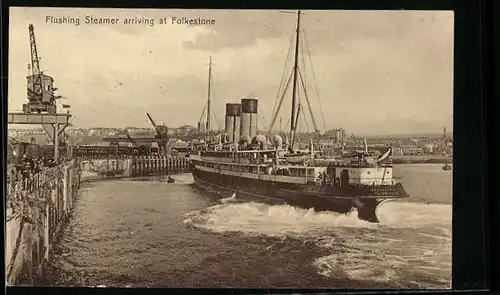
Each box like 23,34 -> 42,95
6,159 -> 81,285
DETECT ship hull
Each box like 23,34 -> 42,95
190,164 -> 408,223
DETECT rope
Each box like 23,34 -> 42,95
283,116 -> 291,132
208,78 -> 222,130
270,33 -> 295,121
303,29 -> 327,132
210,102 -> 221,131
300,100 -> 310,131
258,113 -> 268,133
267,72 -> 293,133
300,29 -> 307,86
198,101 -> 208,124
297,68 -> 318,133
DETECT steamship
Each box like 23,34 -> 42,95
189,10 -> 409,223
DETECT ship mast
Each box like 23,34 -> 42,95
288,10 -> 301,151
206,56 -> 212,142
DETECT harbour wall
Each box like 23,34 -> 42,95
6,159 -> 81,285
79,156 -> 190,181
5,156 -> 190,285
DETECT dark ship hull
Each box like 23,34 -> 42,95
190,164 -> 408,223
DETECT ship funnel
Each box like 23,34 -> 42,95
240,98 -> 258,141
224,103 -> 241,143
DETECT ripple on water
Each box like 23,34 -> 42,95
184,200 -> 452,289
46,169 -> 451,289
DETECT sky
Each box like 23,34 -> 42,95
8,7 -> 454,135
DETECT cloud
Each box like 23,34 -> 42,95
8,8 -> 453,135
182,10 -> 453,55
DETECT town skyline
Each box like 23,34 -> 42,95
8,125 -> 452,138
9,8 -> 453,135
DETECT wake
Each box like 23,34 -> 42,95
183,200 -> 451,288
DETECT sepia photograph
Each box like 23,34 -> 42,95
6,7 -> 453,289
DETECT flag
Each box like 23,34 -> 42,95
377,146 -> 392,163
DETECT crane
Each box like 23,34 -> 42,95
28,24 -> 42,102
146,113 -> 169,156
23,24 -> 58,114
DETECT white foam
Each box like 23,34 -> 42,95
312,201 -> 451,285
376,201 -> 452,230
183,200 -> 452,286
169,173 -> 194,184
183,202 -> 375,237
220,193 -> 237,204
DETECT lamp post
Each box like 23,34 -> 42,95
62,104 -> 72,158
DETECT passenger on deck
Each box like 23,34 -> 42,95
317,172 -> 323,185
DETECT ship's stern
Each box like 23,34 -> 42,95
353,183 -> 410,223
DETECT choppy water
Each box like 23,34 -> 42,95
44,164 -> 452,289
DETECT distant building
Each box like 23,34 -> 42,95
423,143 -> 435,154
393,145 -> 424,156
197,123 -> 206,133
402,145 -> 423,156
177,125 -> 196,136
324,128 -> 346,143
318,140 -> 337,149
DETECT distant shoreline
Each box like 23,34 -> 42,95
392,156 -> 451,165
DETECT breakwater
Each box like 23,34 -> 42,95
6,159 -> 81,285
